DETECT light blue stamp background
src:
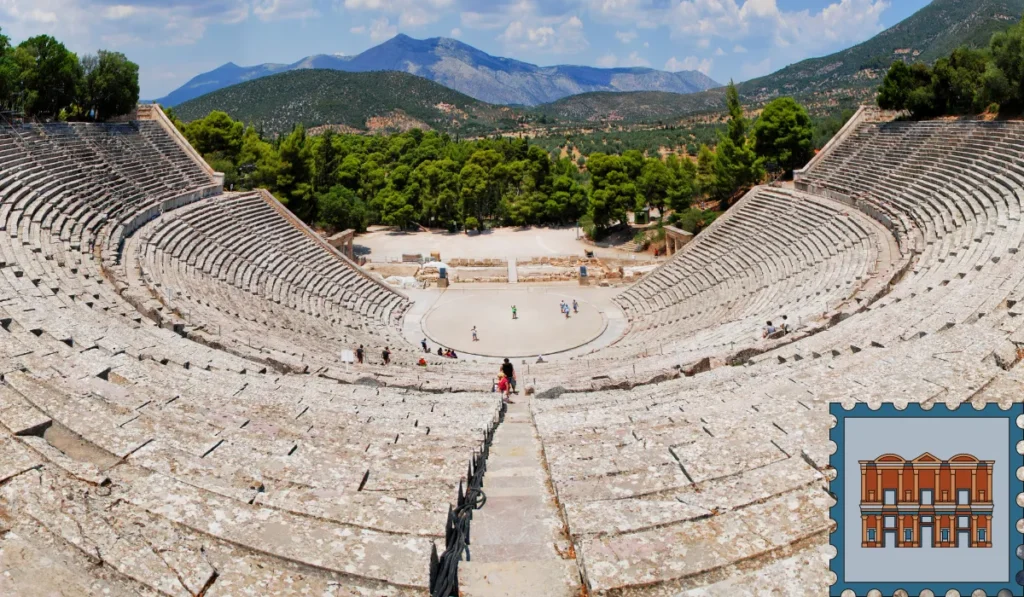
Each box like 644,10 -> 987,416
844,417 -> 1007,582
829,403 -> 1024,596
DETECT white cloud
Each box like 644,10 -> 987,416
102,5 -> 139,20
350,24 -> 366,33
252,0 -> 318,21
574,0 -> 662,28
596,50 -> 650,68
714,47 -> 725,56
615,30 -> 636,44
696,38 -> 710,49
368,15 -> 398,41
733,44 -> 747,53
343,0 -> 454,28
1,0 -> 253,49
450,27 -> 462,37
498,13 -> 588,55
460,10 -> 509,31
664,0 -> 890,52
665,55 -> 712,75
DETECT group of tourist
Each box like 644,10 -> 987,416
355,344 -> 391,365
496,357 -> 517,404
355,342 -> 458,366
418,337 -> 458,359
762,315 -> 791,339
559,299 -> 578,319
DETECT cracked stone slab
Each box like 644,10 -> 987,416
123,469 -> 432,589
577,485 -> 832,592
0,435 -> 41,484
0,383 -> 51,435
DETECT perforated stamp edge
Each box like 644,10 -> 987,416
828,402 -> 1024,596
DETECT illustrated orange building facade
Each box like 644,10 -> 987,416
859,453 -> 993,548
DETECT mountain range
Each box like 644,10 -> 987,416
538,0 -> 1024,123
738,0 -> 1023,107
169,0 -> 1024,131
155,34 -> 720,108
172,70 -> 525,137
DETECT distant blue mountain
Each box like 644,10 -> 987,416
155,34 -> 720,107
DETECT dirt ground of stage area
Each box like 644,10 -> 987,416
356,226 -> 636,261
420,286 -> 620,358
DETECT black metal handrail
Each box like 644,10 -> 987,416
429,402 -> 506,597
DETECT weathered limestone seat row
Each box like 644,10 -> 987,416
5,107 -> 1024,596
529,113 -> 1024,594
0,118 -> 502,595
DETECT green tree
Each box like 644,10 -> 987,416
316,185 -> 367,233
708,82 -> 763,204
14,35 -> 83,117
412,158 -> 461,228
236,126 -> 280,190
637,158 -> 672,217
877,61 -> 936,117
665,155 -> 696,212
985,22 -> 1024,111
81,50 -> 139,120
587,153 -> 636,233
377,187 -> 416,229
0,27 -> 16,110
695,144 -> 717,199
276,125 -> 315,220
310,129 -> 339,193
184,111 -> 244,158
549,173 -> 587,223
459,162 -> 490,225
931,47 -> 988,114
753,97 -> 814,175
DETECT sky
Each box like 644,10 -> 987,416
0,0 -> 935,100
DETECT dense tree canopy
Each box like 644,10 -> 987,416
877,19 -> 1024,117
0,28 -> 16,110
82,50 -> 140,120
0,29 -> 139,120
697,82 -> 763,206
14,35 -> 82,117
753,97 -> 814,175
177,89 -> 818,238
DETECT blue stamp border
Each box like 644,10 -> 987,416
829,403 -> 1024,596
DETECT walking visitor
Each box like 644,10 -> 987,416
382,346 -> 391,365
498,373 -> 512,404
356,344 -> 364,364
501,358 -> 517,394
472,326 -> 479,342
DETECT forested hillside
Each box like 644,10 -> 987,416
739,0 -> 1022,109
170,83 -> 815,241
533,90 -> 729,123
172,70 -> 526,137
532,0 -> 1023,123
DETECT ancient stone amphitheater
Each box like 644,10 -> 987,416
0,105 -> 1020,596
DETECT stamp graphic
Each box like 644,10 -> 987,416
830,403 -> 1023,596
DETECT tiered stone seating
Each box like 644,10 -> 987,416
531,114 -> 1024,594
122,191 -> 428,372
0,117 -> 502,594
6,107 -> 1024,595
550,187 -> 903,387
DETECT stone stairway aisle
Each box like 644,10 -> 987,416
507,257 -> 518,284
460,394 -> 580,596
